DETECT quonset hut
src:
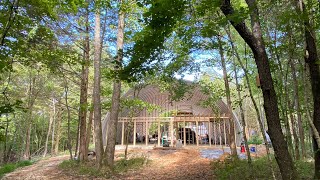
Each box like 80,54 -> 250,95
102,83 -> 241,147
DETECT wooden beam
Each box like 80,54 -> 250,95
209,121 -> 212,146
224,119 -> 227,146
196,119 -> 199,146
170,118 -> 174,147
133,121 -> 136,146
183,121 -> 186,146
121,121 -> 125,145
158,120 -> 161,147
146,120 -> 148,146
219,121 -> 222,146
214,120 -> 216,145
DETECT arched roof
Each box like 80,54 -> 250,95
102,84 -> 241,145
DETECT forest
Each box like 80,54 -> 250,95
0,0 -> 320,179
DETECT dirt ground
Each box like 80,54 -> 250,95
3,147 -> 214,180
3,146 -> 268,180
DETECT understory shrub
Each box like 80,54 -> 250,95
212,156 -> 313,179
0,160 -> 33,178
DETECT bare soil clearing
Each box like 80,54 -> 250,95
3,148 -> 214,180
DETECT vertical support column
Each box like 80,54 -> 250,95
183,121 -> 186,146
214,119 -> 216,145
146,120 -> 148,146
121,121 -> 125,145
170,118 -> 174,147
224,119 -> 227,146
209,121 -> 212,146
133,121 -> 136,146
196,119 -> 199,146
219,121 -> 222,146
158,120 -> 161,147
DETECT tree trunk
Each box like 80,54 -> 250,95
233,58 -> 252,164
93,9 -> 104,168
64,82 -> 73,160
23,72 -> 36,160
296,0 -> 320,178
54,107 -> 63,155
51,98 -> 56,156
217,35 -> 237,157
225,27 -> 276,179
220,0 -> 297,179
288,96 -> 300,160
78,6 -> 90,161
288,24 -> 306,158
43,99 -> 54,158
290,60 -> 305,159
105,1 -> 125,167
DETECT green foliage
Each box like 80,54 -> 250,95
114,157 -> 145,173
0,160 -> 33,178
121,0 -> 187,81
212,156 -> 313,179
247,135 -> 263,145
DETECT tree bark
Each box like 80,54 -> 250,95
64,82 -> 73,160
226,27 -> 276,179
93,9 -> 104,168
54,107 -> 63,155
296,0 -> 320,177
220,0 -> 297,179
51,98 -> 56,156
233,58 -> 252,164
105,1 -> 125,167
217,35 -> 237,157
43,99 -> 54,157
23,72 -> 37,160
78,6 -> 90,161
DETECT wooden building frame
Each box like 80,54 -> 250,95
102,84 -> 241,147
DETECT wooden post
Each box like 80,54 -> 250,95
158,120 -> 161,147
209,121 -> 212,146
133,121 -> 136,146
196,119 -> 199,146
183,121 -> 186,146
170,118 -> 174,147
214,119 -> 216,145
146,120 -> 148,146
121,121 -> 125,145
224,119 -> 227,145
219,121 -> 222,146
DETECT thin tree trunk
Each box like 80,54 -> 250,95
23,72 -> 36,160
64,82 -> 73,160
296,0 -> 320,177
93,9 -> 104,168
225,27 -> 276,179
105,1 -> 125,167
3,114 -> 9,162
233,58 -> 252,164
217,35 -> 237,157
51,98 -> 56,156
43,100 -> 54,157
54,107 -> 63,155
288,96 -> 300,160
288,24 -> 306,158
220,0 -> 297,179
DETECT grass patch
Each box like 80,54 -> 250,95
0,160 -> 33,178
212,156 -> 314,179
114,157 -> 146,173
59,157 -> 147,178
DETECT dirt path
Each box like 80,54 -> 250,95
3,155 -> 70,180
116,148 -> 213,180
4,148 -> 213,180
